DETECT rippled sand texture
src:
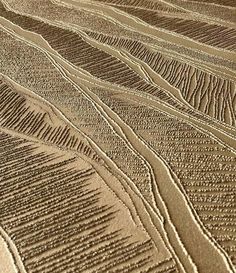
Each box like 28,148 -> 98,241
0,0 -> 236,272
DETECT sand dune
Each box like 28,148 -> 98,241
0,0 -> 235,272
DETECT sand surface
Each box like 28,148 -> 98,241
0,0 -> 236,272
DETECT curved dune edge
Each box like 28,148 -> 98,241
0,2 -> 235,140
0,15 -> 235,270
0,16 -> 235,152
0,76 -> 168,253
81,85 -> 234,273
0,32 -> 179,272
0,15 -> 233,272
0,227 -> 27,273
0,0 -> 236,272
0,124 -> 174,273
2,0 -> 235,129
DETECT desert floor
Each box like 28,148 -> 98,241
0,0 -> 236,272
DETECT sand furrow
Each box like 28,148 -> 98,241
0,1 -> 236,272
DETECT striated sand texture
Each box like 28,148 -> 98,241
0,0 -> 236,272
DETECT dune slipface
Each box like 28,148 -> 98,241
0,0 -> 235,272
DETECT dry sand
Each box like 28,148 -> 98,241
0,0 -> 236,272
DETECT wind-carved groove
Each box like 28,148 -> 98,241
0,1 -> 236,272
0,79 -> 101,162
0,30 -> 176,271
0,1 -> 145,88
92,0 -> 183,12
94,1 -> 236,51
3,0 -> 159,45
0,131 -> 173,273
0,3 -> 178,104
0,25 -> 182,273
173,0 -> 236,7
1,2 -> 235,131
91,86 -> 236,268
9,0 -> 236,76
5,0 -> 236,72
0,30 -> 157,205
166,0 -> 236,24
85,31 -> 236,126
45,88 -> 156,205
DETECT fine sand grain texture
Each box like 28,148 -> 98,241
0,0 -> 236,272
